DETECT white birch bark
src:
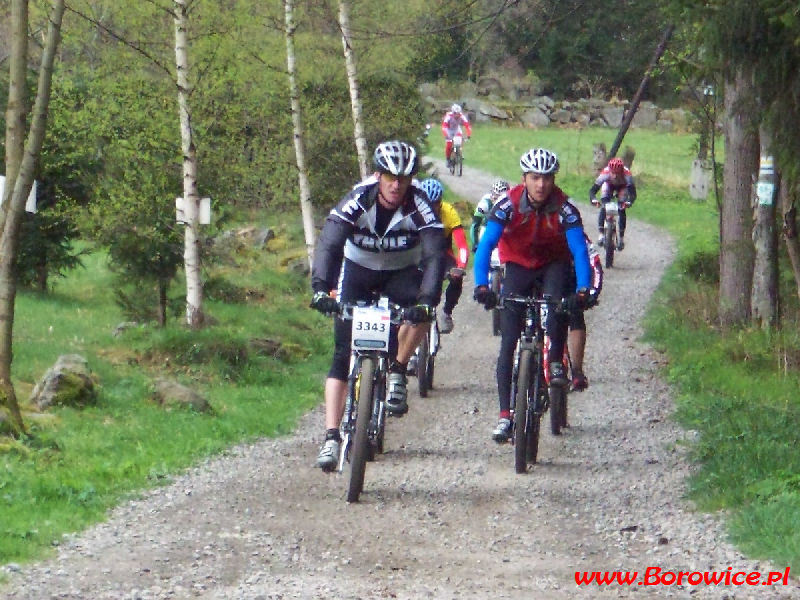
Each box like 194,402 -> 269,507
338,0 -> 369,179
284,0 -> 316,269
1,0 -> 66,434
173,0 -> 204,327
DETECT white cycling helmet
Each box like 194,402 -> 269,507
451,103 -> 462,114
519,148 -> 559,175
491,179 -> 510,195
372,140 -> 419,176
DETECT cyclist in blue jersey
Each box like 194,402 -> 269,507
472,148 -> 594,442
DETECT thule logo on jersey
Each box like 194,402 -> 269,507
415,198 -> 436,224
353,233 -> 410,250
339,198 -> 361,218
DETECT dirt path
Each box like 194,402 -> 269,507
4,161 -> 798,599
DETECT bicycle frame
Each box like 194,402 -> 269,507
504,295 -> 552,416
334,299 -> 405,474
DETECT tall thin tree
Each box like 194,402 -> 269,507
1,0 -> 66,435
719,66 -> 759,327
338,0 -> 369,178
284,0 -> 316,268
173,0 -> 204,327
750,128 -> 779,328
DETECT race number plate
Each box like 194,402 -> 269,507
453,133 -> 463,148
351,306 -> 391,350
604,201 -> 619,217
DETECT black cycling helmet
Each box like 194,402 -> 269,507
373,140 -> 419,176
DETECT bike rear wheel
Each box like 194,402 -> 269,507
604,224 -> 615,268
426,351 -> 435,390
417,333 -> 430,398
490,272 -> 502,336
514,349 -> 539,474
347,356 -> 375,502
549,383 -> 566,435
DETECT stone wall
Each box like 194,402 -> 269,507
423,77 -> 696,133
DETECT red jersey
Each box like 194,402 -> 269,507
487,184 -> 583,270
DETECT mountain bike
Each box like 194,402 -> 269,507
502,294 -> 570,474
448,133 -> 464,176
335,297 -> 408,502
411,309 -> 439,398
600,193 -> 629,268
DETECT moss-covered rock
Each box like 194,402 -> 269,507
30,354 -> 99,411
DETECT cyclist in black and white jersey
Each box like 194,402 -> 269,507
310,140 -> 445,470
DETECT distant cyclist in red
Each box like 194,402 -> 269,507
589,157 -> 636,250
441,103 -> 472,167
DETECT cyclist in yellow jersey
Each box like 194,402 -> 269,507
419,178 -> 469,333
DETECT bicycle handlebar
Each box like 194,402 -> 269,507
498,294 -> 571,313
333,300 -> 409,324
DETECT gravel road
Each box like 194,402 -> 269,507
3,160 -> 798,599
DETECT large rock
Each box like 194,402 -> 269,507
519,107 -> 551,128
30,354 -> 98,411
631,101 -> 659,128
476,102 -> 511,121
602,106 -> 625,127
151,378 -> 211,413
550,108 -> 572,124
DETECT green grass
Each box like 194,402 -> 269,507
464,124 -> 800,570
2,226 -> 331,563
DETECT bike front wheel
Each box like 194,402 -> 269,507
514,349 -> 540,474
549,383 -> 566,435
347,356 -> 375,502
417,333 -> 430,398
604,224 -> 615,268
456,150 -> 463,176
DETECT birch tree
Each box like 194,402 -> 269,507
1,0 -> 66,435
284,0 -> 316,268
337,0 -> 369,178
173,0 -> 204,328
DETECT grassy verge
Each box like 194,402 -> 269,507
466,123 -> 800,570
2,226 -> 331,564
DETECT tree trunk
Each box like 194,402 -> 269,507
0,0 -> 28,237
1,0 -> 66,436
750,130 -> 779,329
338,0 -> 369,179
284,0 -> 316,270
608,25 -> 673,159
780,180 -> 800,304
174,0 -> 204,328
719,66 -> 758,327
158,279 -> 168,328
